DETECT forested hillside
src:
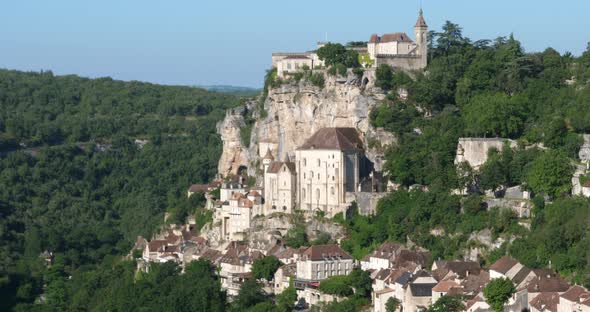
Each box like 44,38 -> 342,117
343,22 -> 590,287
0,70 -> 243,310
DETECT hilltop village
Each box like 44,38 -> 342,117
133,10 -> 590,312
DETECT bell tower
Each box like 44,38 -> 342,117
414,8 -> 428,68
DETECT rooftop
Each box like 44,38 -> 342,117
302,244 -> 352,261
298,128 -> 363,151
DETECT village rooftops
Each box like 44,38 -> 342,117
297,128 -> 363,151
561,285 -> 590,303
490,256 -> 519,274
301,244 -> 352,261
529,292 -> 559,312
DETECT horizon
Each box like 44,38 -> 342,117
1,1 -> 589,88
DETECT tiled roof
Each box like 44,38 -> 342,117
188,184 -> 210,193
147,240 -> 167,252
410,283 -> 437,297
302,244 -> 352,261
298,128 -> 363,151
527,275 -> 570,293
561,285 -> 590,302
267,161 -> 296,174
490,256 -> 518,274
529,292 -> 559,312
369,32 -> 414,44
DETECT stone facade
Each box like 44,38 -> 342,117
295,244 -> 354,281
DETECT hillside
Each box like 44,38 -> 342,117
0,70 -> 244,310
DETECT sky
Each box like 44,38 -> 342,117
0,1 -> 589,88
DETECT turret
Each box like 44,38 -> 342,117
414,8 -> 428,68
262,148 -> 274,173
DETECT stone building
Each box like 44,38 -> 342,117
216,191 -> 262,240
295,244 -> 354,281
368,9 -> 428,70
263,149 -> 297,214
294,128 -> 367,218
271,42 -> 326,78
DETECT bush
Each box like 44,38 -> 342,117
309,73 -> 325,88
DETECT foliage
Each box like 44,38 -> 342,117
251,256 -> 282,281
231,279 -> 267,312
385,297 -> 400,312
284,224 -> 309,248
483,277 -> 515,312
0,70 -> 242,309
309,73 -> 325,88
462,93 -> 526,138
526,149 -> 574,198
276,281 -> 298,312
316,43 -> 360,68
427,295 -> 465,312
318,269 -> 372,298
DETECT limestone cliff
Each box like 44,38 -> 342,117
217,70 -> 397,178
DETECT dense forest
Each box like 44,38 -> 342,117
343,22 -> 590,288
0,70 -> 243,310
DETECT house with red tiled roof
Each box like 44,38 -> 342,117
558,285 -> 590,312
263,148 -> 297,215
215,189 -> 263,241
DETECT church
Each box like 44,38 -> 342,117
263,127 -> 370,218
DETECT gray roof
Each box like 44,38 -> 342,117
298,128 -> 363,151
410,283 -> 437,297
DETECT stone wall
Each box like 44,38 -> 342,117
454,138 -> 516,169
374,54 -> 426,71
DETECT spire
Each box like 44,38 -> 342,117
415,8 -> 427,28
263,148 -> 274,161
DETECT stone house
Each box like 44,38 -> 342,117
295,244 -> 354,281
372,269 -> 413,312
216,191 -> 262,240
361,242 -> 404,270
530,292 -> 560,312
402,270 -> 437,312
218,242 -> 264,296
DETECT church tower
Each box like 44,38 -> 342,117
414,8 -> 428,68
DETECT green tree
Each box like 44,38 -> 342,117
462,93 -> 526,138
316,43 -> 360,68
483,278 -> 515,312
427,295 -> 465,312
526,150 -> 573,198
231,279 -> 268,312
385,297 -> 400,312
251,256 -> 282,281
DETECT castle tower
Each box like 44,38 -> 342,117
414,8 -> 428,68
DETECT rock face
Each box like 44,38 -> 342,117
217,70 -> 396,177
217,106 -> 250,177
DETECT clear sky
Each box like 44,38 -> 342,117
1,1 -> 589,88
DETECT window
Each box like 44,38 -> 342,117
303,158 -> 307,166
317,159 -> 320,167
331,187 -> 335,195
302,188 -> 306,200
316,189 -> 320,200
283,167 -> 286,172
318,173 -> 320,180
310,171 -> 314,178
304,173 -> 306,179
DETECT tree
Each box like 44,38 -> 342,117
483,278 -> 515,312
231,279 -> 267,312
385,297 -> 400,312
316,43 -> 360,68
284,225 -> 308,248
427,295 -> 465,312
526,150 -> 573,198
375,65 -> 394,90
348,269 -> 372,297
318,275 -> 353,297
276,280 -> 297,312
251,256 -> 282,281
462,92 -> 526,138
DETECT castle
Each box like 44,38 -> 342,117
271,9 -> 428,77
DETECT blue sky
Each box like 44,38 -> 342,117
1,1 -> 589,88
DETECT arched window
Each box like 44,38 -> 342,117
318,173 -> 320,180
310,171 -> 314,178
316,188 -> 320,201
303,158 -> 307,166
331,186 -> 335,195
304,173 -> 306,179
317,159 -> 321,167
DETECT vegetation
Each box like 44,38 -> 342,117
251,256 -> 282,281
426,295 -> 465,312
483,278 -> 515,312
0,69 -> 244,310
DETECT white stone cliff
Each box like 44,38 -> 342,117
217,70 -> 397,178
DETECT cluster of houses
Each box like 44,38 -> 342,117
135,227 -> 590,312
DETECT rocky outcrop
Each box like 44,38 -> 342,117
217,70 -> 395,177
455,138 -> 516,169
216,106 -> 251,177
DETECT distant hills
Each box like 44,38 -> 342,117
198,85 -> 261,97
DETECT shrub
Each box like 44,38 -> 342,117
309,73 -> 325,88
